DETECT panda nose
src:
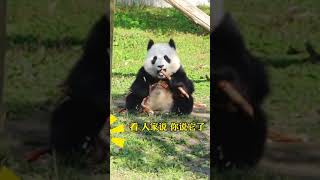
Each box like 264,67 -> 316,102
158,65 -> 164,68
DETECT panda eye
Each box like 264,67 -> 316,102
164,55 -> 171,63
151,56 -> 157,64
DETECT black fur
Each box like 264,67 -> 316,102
169,39 -> 176,49
147,39 -> 154,50
50,15 -> 110,155
126,66 -> 194,115
211,14 -> 269,170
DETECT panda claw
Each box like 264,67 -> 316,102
148,111 -> 154,116
141,97 -> 154,115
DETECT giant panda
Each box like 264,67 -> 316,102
211,13 -> 269,170
126,39 -> 194,115
26,14 -> 110,162
50,14 -> 109,156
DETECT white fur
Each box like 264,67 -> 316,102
143,43 -> 181,79
147,84 -> 173,112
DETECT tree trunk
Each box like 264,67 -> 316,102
164,0 -> 210,32
0,0 -> 7,131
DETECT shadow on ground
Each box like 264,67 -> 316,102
8,34 -> 85,49
115,8 -> 208,35
261,56 -> 307,69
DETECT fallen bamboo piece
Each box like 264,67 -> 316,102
268,129 -> 305,143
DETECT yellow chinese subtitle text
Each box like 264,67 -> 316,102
129,122 -> 205,132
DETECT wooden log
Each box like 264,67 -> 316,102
0,0 -> 7,131
164,0 -> 210,32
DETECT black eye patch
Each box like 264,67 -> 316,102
164,55 -> 171,63
151,56 -> 157,64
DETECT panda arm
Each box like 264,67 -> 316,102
126,68 -> 150,111
169,67 -> 194,114
169,67 -> 194,95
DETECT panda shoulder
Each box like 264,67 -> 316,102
172,66 -> 186,76
136,67 -> 148,77
214,13 -> 246,56
133,67 -> 152,82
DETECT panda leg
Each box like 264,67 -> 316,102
172,96 -> 194,115
125,92 -> 144,112
24,147 -> 51,162
141,96 -> 154,115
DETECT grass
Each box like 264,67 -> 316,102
225,0 -> 320,140
5,0 -> 106,120
2,0 -> 319,179
111,6 -> 210,180
110,114 -> 210,180
2,0 -> 108,179
209,0 -> 320,179
2,1 -> 211,179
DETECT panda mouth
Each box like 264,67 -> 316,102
157,69 -> 166,78
157,69 -> 166,74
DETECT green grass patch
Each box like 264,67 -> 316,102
2,0 -> 108,179
225,0 -> 320,140
210,1 -> 320,179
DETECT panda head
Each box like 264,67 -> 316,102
143,39 -> 181,79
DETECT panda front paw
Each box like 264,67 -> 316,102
172,81 -> 185,88
169,80 -> 186,90
168,81 -> 190,99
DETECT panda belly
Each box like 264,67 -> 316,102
147,83 -> 174,113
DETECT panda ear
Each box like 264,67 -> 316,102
147,39 -> 154,50
169,39 -> 176,49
